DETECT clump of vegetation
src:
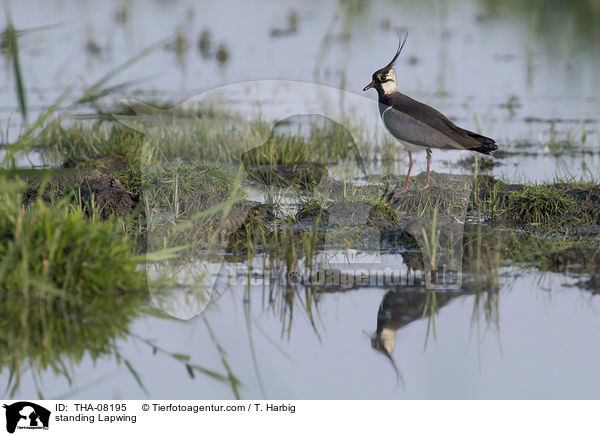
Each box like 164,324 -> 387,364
0,178 -> 149,393
0,179 -> 145,293
36,119 -> 144,167
504,185 -> 577,225
475,177 -> 600,228
135,163 -> 235,213
0,176 -> 241,397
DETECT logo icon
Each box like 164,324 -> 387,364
3,402 -> 50,434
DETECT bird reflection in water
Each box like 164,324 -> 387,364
370,288 -> 462,386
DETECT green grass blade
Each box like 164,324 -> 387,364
5,16 -> 27,121
124,359 -> 149,395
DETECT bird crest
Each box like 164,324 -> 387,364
380,30 -> 408,74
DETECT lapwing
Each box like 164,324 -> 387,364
363,33 -> 497,196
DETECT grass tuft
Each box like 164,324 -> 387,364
503,185 -> 578,225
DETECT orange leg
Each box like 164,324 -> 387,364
394,150 -> 413,196
419,150 -> 432,191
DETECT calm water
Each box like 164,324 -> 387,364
10,269 -> 600,399
1,0 -> 600,399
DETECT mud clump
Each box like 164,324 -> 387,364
147,198 -> 275,256
391,185 -> 469,216
457,155 -> 498,171
80,170 -> 139,219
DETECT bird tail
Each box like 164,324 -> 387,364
468,131 -> 497,155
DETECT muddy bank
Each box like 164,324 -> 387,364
13,162 -> 600,298
22,159 -> 600,232
16,163 -> 600,280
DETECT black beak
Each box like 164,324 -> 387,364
363,81 -> 375,91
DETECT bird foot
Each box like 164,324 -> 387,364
418,183 -> 430,192
389,187 -> 409,199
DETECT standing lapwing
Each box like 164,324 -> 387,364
363,33 -> 497,196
